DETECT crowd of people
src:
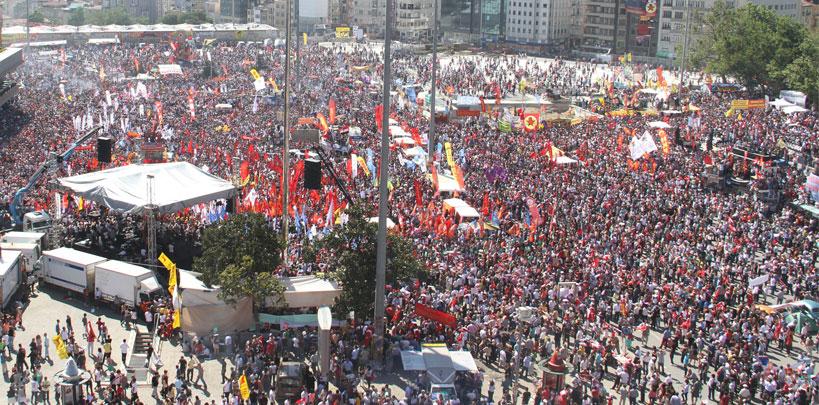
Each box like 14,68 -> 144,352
0,35 -> 818,405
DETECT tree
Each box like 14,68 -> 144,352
192,213 -> 285,306
28,11 -> 45,24
86,8 -> 132,25
67,8 -> 85,27
162,11 -> 212,25
779,33 -> 819,109
689,2 -> 809,92
303,203 -> 425,320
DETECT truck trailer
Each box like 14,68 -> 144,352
94,260 -> 162,306
0,250 -> 22,308
41,247 -> 106,294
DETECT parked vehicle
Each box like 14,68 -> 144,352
0,250 -> 22,308
41,247 -> 107,294
0,241 -> 41,275
94,260 -> 162,307
276,362 -> 305,402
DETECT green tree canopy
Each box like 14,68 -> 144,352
162,11 -> 212,25
86,8 -> 133,25
303,203 -> 425,320
67,8 -> 85,27
689,1 -> 813,97
192,213 -> 285,306
28,11 -> 46,24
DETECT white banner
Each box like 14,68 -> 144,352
749,274 -> 769,288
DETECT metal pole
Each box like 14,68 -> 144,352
428,0 -> 437,164
373,0 -> 393,367
26,0 -> 30,49
282,0 -> 292,271
678,0 -> 692,104
146,175 -> 157,267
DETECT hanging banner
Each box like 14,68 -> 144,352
415,303 -> 456,328
335,27 -> 351,38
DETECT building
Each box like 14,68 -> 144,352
218,0 -> 247,22
578,0 -> 618,54
741,0 -> 802,18
804,0 -> 819,33
440,0 -> 506,43
351,0 -> 436,41
505,0 -> 573,46
250,0 -> 335,34
395,0 -> 436,41
0,48 -> 23,108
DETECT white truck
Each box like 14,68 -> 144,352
94,260 -> 162,307
0,250 -> 22,308
41,247 -> 107,294
401,343 -> 479,403
2,231 -> 46,250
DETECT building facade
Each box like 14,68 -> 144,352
440,0 -> 506,43
505,0 -> 572,46
351,0 -> 437,41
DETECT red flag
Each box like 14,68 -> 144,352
522,113 -> 539,131
240,161 -> 250,182
414,303 -> 456,328
481,192 -> 490,217
375,104 -> 384,130
479,96 -> 486,113
87,321 -> 96,342
316,113 -> 329,133
328,99 -> 336,124
414,180 -> 423,207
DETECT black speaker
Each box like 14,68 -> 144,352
97,137 -> 112,163
304,159 -> 322,190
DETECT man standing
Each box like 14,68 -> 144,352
120,339 -> 129,364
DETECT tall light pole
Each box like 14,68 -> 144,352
282,0 -> 292,271
678,0 -> 692,104
427,0 -> 438,163
373,0 -> 393,367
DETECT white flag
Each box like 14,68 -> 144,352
640,131 -> 658,154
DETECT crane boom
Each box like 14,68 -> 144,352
9,126 -> 102,225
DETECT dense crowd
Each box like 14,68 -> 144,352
0,37 -> 818,405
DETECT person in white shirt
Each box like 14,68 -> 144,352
120,339 -> 129,363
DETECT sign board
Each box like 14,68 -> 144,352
293,129 -> 321,145
730,99 -> 765,110
335,27 -> 351,38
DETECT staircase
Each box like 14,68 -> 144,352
125,326 -> 157,384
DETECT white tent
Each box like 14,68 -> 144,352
454,205 -> 480,219
57,162 -> 237,215
177,270 -> 255,336
436,172 -> 465,193
782,105 -> 808,114
393,137 -> 416,146
280,276 -> 341,309
769,98 -> 794,109
157,64 -> 183,76
368,217 -> 396,229
389,125 -> 411,138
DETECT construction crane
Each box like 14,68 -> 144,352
9,126 -> 102,228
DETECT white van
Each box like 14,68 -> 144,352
0,250 -> 22,308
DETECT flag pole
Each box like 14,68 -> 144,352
373,0 -> 393,367
427,0 -> 438,165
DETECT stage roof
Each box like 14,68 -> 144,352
57,162 -> 237,214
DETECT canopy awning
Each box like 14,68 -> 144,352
57,162 -> 237,215
280,276 -> 341,309
648,121 -> 671,129
88,37 -> 120,44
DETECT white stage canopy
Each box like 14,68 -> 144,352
57,162 -> 237,214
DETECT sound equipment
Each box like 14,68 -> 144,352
304,159 -> 322,190
97,137 -> 112,163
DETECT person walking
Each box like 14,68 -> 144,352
119,339 -> 129,364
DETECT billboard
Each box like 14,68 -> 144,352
625,0 -> 657,16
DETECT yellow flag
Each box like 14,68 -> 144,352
736,112 -> 742,121
250,69 -> 261,81
445,142 -> 455,169
239,374 -> 251,400
598,97 -> 606,107
303,33 -> 307,45
725,108 -> 734,117
172,309 -> 181,329
52,335 -> 69,360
